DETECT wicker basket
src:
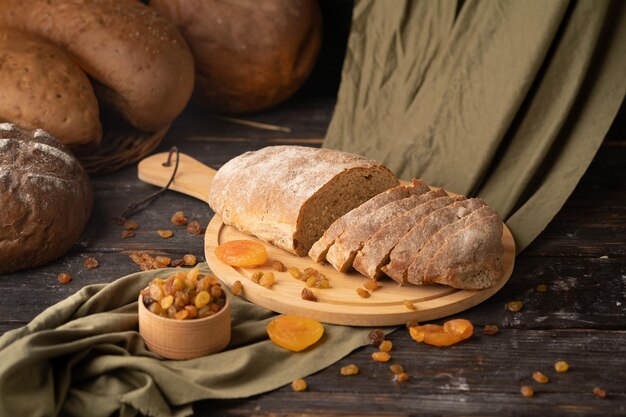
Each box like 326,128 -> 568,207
73,113 -> 170,175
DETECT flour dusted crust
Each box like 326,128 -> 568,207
0,0 -> 194,132
208,146 -> 398,256
0,29 -> 101,146
309,179 -> 429,262
0,124 -> 93,273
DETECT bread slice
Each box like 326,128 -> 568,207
424,214 -> 503,289
405,205 -> 498,285
352,189 -> 451,279
382,198 -> 487,284
326,191 -> 434,272
308,179 -> 429,262
208,146 -> 398,256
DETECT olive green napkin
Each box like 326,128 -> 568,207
0,264 -> 381,417
326,0 -> 626,251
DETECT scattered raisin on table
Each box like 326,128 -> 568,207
340,364 -> 359,376
232,280 -> 243,296
554,361 -> 569,373
536,284 -> 548,293
183,254 -> 197,266
506,300 -> 524,312
593,387 -> 607,398
394,372 -> 409,382
83,257 -> 99,269
123,220 -> 139,230
271,260 -> 286,272
390,364 -> 404,374
301,288 -> 318,302
372,352 -> 391,362
157,230 -> 173,238
404,300 -> 416,311
356,288 -> 370,298
187,220 -> 203,235
57,273 -> 71,284
483,324 -> 499,335
291,379 -> 307,392
379,340 -> 393,352
532,371 -> 549,384
520,386 -> 534,397
171,211 -> 188,225
364,280 -> 380,291
121,230 -> 135,239
368,329 -> 385,347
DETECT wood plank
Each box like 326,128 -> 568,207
200,329 -> 626,417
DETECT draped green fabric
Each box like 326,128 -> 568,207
325,0 -> 626,251
0,265 -> 383,417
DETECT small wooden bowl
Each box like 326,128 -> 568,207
138,293 -> 231,360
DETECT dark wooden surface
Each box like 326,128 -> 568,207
1,97 -> 624,416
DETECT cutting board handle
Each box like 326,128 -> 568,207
137,152 -> 216,204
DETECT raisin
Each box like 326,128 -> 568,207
288,267 -> 303,280
160,295 -> 174,310
260,272 -> 275,288
317,278 -> 330,289
372,352 -> 391,362
291,379 -> 307,392
123,220 -> 139,230
149,302 -> 164,315
356,288 -> 370,298
532,371 -> 549,384
364,280 -> 380,291
483,325 -> 499,336
83,257 -> 99,269
267,315 -> 324,352
149,282 -> 164,301
121,230 -> 135,239
536,284 -> 547,293
215,240 -> 268,267
271,260 -> 286,272
379,340 -> 393,352
184,305 -> 198,319
404,300 -> 416,310
390,364 -> 404,374
251,271 -> 263,283
506,300 -> 524,312
183,254 -> 197,266
593,387 -> 607,398
232,280 -> 243,296
394,372 -> 409,382
368,329 -> 385,347
195,291 -> 211,308
171,211 -> 188,225
302,288 -> 318,302
187,267 -> 200,283
210,285 -> 223,299
57,272 -> 71,284
155,256 -> 171,268
304,267 -> 319,277
340,364 -> 359,376
520,386 -> 534,397
305,276 -> 317,288
186,220 -> 203,235
174,309 -> 190,320
157,230 -> 173,238
405,319 -> 420,329
554,361 -> 569,373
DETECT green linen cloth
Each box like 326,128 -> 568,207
0,264 -> 381,417
325,0 -> 626,251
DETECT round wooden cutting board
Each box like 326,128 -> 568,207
139,151 -> 516,327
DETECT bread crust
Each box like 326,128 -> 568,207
0,29 -> 101,146
208,146 -> 398,256
0,124 -> 93,273
0,0 -> 195,132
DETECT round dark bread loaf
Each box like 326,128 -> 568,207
0,123 -> 93,274
0,0 -> 195,132
150,0 -> 322,114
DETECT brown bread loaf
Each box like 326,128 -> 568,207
208,146 -> 398,256
0,0 -> 195,132
352,189 -> 451,279
309,179 -> 430,263
0,124 -> 93,274
150,0 -> 321,114
0,29 -> 101,146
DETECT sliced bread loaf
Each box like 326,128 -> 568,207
208,146 -> 398,256
352,189 -> 451,279
308,179 -> 429,262
405,205 -> 498,285
424,214 -> 503,289
326,191 -> 432,272
382,198 -> 487,284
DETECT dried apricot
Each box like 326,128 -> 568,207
443,319 -> 474,340
409,319 -> 473,347
215,240 -> 268,267
267,315 -> 324,352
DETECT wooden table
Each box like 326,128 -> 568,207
1,97 -> 624,416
